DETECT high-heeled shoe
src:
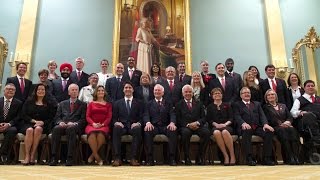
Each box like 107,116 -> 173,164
87,157 -> 94,164
29,161 -> 36,165
22,161 -> 30,166
97,160 -> 103,166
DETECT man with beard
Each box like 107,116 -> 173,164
123,56 -> 142,88
52,63 -> 74,102
224,58 -> 242,94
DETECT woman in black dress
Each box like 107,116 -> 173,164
20,83 -> 57,165
206,88 -> 235,165
243,70 -> 263,102
287,73 -> 304,110
263,89 -> 300,165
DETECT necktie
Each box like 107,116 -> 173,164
311,95 -> 315,103
20,78 -> 25,94
117,77 -> 121,82
126,100 -> 131,114
229,72 -> 233,77
77,71 -> 81,81
70,101 -> 75,112
246,102 -> 250,110
62,80 -> 67,91
3,100 -> 10,119
158,100 -> 161,106
129,70 -> 133,79
187,101 -> 192,110
169,80 -> 174,91
221,78 -> 225,90
271,79 -> 277,91
179,74 -> 183,82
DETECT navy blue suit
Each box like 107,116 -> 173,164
51,78 -> 73,102
105,77 -> 126,102
69,71 -> 89,90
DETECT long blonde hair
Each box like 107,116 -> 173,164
190,71 -> 205,89
243,70 -> 259,89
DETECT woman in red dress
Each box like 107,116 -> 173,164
85,85 -> 112,165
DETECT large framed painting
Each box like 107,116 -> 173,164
112,0 -> 191,75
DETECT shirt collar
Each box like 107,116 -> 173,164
167,79 -> 174,83
125,96 -> 133,101
184,99 -> 192,103
61,77 -> 69,81
4,97 -> 13,102
226,70 -> 233,74
218,76 -> 225,80
76,69 -> 83,73
155,97 -> 163,102
16,74 -> 24,79
128,67 -> 135,72
268,77 -> 276,82
242,100 -> 250,104
288,86 -> 301,90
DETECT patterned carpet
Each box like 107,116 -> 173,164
0,165 -> 320,180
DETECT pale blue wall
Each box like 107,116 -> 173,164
0,0 -> 23,88
31,0 -> 115,81
190,0 -> 270,78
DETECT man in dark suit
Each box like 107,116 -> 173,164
0,84 -> 22,164
144,84 -> 177,166
69,57 -> 90,90
49,84 -> 86,166
160,66 -> 183,106
225,58 -> 242,94
209,63 -> 238,103
112,82 -> 143,166
106,63 -> 125,102
260,64 -> 290,107
52,63 -> 74,102
234,87 -> 275,166
176,85 -> 210,165
122,56 -> 142,88
174,62 -> 191,85
6,62 -> 32,102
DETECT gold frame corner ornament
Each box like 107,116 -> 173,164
0,36 -> 8,90
111,0 -> 192,74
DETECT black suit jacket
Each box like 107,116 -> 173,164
260,78 -> 290,107
234,101 -> 268,132
54,99 -> 87,130
6,76 -> 32,102
225,71 -> 242,94
174,74 -> 191,85
208,77 -> 238,103
0,97 -> 22,126
143,98 -> 175,127
106,77 -> 126,102
69,70 -> 90,90
206,102 -> 233,129
133,85 -> 154,104
52,78 -> 73,102
160,80 -> 183,106
176,99 -> 206,128
123,68 -> 142,88
287,87 -> 304,110
112,98 -> 144,129
201,73 -> 216,86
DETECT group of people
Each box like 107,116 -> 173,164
0,56 -> 319,167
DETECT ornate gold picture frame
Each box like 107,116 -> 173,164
112,0 -> 191,74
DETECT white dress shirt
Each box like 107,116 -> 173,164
290,93 -> 315,118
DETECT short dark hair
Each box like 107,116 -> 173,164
265,64 -> 275,71
38,69 -> 49,76
287,73 -> 301,87
124,81 -> 134,88
225,58 -> 234,64
150,63 -> 161,76
248,65 -> 261,79
16,62 -> 27,71
215,63 -> 224,69
304,80 -> 315,87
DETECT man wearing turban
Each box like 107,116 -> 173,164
52,63 -> 74,102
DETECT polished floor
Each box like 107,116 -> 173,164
0,165 -> 320,180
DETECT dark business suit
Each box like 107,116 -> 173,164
51,78 -> 73,103
112,98 -> 143,160
69,70 -> 90,90
6,76 -> 32,102
133,85 -> 154,105
287,87 -> 304,110
225,71 -> 242,95
176,99 -> 210,160
174,74 -> 191,85
143,99 -> 177,162
105,77 -> 126,102
160,80 -> 183,106
0,97 -> 22,157
260,78 -> 290,107
123,68 -> 142,88
51,99 -> 86,159
234,101 -> 273,158
208,77 -> 238,103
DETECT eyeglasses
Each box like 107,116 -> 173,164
241,92 -> 251,94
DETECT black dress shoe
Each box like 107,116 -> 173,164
145,160 -> 155,166
65,159 -> 73,166
263,157 -> 275,166
246,156 -> 256,166
288,156 -> 296,165
0,155 -> 8,164
169,160 -> 177,166
196,158 -> 205,165
185,157 -> 192,166
49,159 -> 58,166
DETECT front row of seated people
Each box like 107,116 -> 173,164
0,79 -> 319,166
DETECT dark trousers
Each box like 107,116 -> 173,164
297,113 -> 320,138
180,127 -> 210,158
112,126 -> 142,160
275,126 -> 300,160
51,125 -> 80,159
241,127 -> 274,157
0,127 -> 17,156
144,126 -> 177,161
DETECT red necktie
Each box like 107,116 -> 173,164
221,78 -> 225,90
271,79 -> 277,91
20,78 -> 25,94
311,95 -> 315,103
70,101 -> 75,112
187,101 -> 192,110
179,74 -> 183,82
246,102 -> 250,110
169,80 -> 174,91
77,71 -> 81,81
